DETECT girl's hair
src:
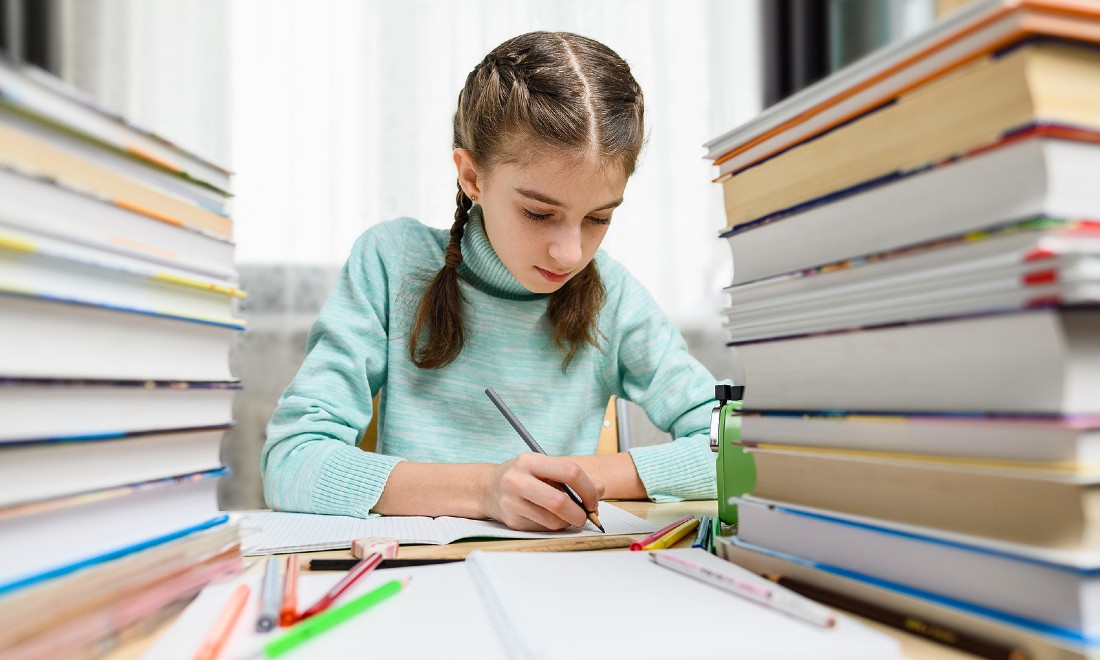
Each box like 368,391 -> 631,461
409,31 -> 645,371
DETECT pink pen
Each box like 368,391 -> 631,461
649,552 -> 836,627
297,553 -> 383,621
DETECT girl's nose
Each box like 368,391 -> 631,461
548,224 -> 583,269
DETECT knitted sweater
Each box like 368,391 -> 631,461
262,208 -> 719,517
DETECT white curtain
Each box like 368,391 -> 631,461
228,0 -> 761,329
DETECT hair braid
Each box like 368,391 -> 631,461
408,183 -> 472,368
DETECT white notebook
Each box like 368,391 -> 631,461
237,502 -> 657,555
148,549 -> 900,660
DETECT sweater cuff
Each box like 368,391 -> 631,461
311,446 -> 405,517
628,435 -> 717,503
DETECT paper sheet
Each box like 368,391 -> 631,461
238,501 -> 657,555
141,562 -> 504,659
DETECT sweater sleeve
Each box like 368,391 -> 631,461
602,264 -> 722,502
260,222 -> 405,517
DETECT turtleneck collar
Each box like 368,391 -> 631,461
457,205 -> 547,301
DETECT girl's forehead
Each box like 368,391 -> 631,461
497,154 -> 627,196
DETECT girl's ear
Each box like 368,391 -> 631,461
453,148 -> 483,202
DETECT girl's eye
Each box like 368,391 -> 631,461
586,215 -> 611,226
522,208 -> 552,221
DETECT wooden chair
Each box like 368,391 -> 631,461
359,394 -> 621,455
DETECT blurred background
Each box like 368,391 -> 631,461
0,0 -> 969,509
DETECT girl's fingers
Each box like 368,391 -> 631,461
516,453 -> 601,513
520,476 -> 588,529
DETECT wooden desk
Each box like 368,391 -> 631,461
103,500 -> 970,659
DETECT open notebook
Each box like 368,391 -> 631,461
144,549 -> 900,660
237,501 -> 657,555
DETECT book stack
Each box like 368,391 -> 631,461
704,0 -> 1100,657
0,57 -> 243,656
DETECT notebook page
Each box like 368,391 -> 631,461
466,548 -> 903,660
239,502 -> 657,555
431,501 -> 658,543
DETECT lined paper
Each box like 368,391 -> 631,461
238,502 -> 658,555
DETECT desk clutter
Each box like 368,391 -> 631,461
704,0 -> 1100,658
144,548 -> 900,660
0,54 -> 243,656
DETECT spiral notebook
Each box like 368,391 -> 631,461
147,549 -> 900,660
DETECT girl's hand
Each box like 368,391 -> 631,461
481,453 -> 605,531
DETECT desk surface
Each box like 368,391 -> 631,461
103,500 -> 969,660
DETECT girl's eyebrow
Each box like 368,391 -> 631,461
514,187 -> 624,213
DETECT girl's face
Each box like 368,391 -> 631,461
455,149 -> 628,295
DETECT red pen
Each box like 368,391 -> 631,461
630,515 -> 694,551
297,553 -> 383,621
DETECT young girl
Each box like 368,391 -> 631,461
263,31 -> 719,532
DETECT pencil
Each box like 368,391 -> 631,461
767,574 -> 1027,659
264,578 -> 408,658
642,517 -> 700,550
256,557 -> 282,632
630,514 -> 694,551
192,583 -> 250,660
692,514 -> 712,549
650,552 -> 835,628
484,387 -> 605,532
279,555 -> 300,627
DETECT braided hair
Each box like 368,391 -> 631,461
409,32 -> 645,370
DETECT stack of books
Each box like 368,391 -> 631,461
704,0 -> 1100,657
0,57 -> 244,656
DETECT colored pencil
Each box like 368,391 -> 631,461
263,578 -> 407,658
297,553 -> 383,621
641,517 -> 700,550
630,514 -> 694,551
192,583 -> 250,660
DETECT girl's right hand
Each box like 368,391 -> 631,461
481,453 -> 605,531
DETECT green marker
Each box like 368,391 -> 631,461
263,578 -> 407,658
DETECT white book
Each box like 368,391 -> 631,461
722,221 -> 1100,342
0,228 -> 242,324
0,379 -> 238,441
724,136 -> 1100,286
736,496 -> 1100,636
739,412 -> 1100,463
0,293 -> 239,381
0,165 -> 236,280
715,536 -> 1100,657
0,470 -> 227,597
0,59 -> 231,193
0,427 -> 227,507
734,307 -> 1100,414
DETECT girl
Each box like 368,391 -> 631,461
263,31 -> 719,532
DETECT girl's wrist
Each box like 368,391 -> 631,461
471,462 -> 496,520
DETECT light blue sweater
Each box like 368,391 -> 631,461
262,208 -> 719,517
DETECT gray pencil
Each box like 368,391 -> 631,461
485,387 -> 605,532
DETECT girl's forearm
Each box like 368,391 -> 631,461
567,452 -> 647,500
372,461 -> 493,518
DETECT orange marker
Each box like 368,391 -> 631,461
280,554 -> 300,627
192,583 -> 250,660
